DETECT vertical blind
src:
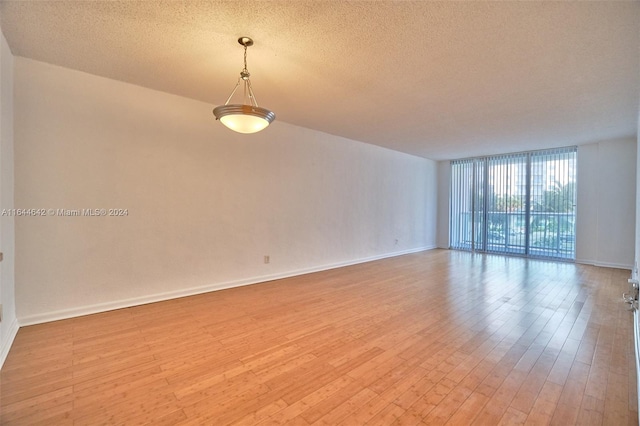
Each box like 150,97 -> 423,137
450,146 -> 577,260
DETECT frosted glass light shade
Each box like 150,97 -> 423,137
213,104 -> 276,134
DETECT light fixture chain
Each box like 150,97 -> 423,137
242,45 -> 248,105
243,45 -> 248,74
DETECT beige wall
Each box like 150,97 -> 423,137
14,57 -> 437,324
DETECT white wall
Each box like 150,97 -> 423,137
576,137 -> 637,269
435,140 -> 636,269
424,159 -> 438,247
14,58 -> 437,324
635,114 -> 640,280
436,161 -> 450,248
631,110 -> 639,421
0,25 -> 17,369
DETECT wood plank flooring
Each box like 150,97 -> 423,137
1,249 -> 637,425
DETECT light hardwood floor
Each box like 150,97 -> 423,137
1,249 -> 637,425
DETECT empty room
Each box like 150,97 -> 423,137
0,1 -> 639,425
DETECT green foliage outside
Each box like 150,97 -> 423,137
480,181 -> 576,251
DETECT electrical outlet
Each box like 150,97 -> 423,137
264,255 -> 270,264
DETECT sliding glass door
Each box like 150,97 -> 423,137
450,147 -> 576,260
485,153 -> 528,255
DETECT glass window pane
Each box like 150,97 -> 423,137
449,147 -> 576,260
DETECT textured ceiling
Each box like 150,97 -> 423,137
0,1 -> 638,160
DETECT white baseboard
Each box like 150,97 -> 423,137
0,317 -> 19,370
19,246 -> 436,327
575,258 -> 633,270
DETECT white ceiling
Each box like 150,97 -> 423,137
0,1 -> 638,160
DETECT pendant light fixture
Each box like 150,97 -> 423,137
213,37 -> 276,134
